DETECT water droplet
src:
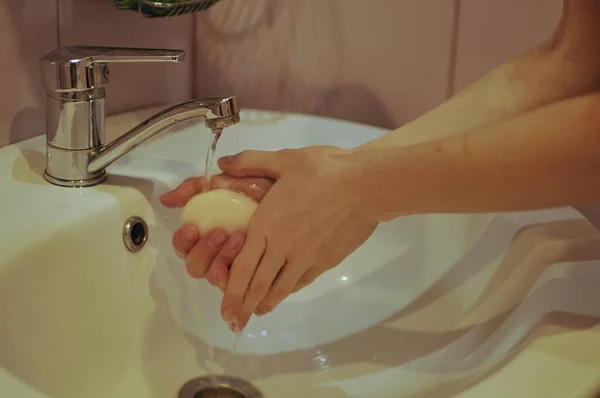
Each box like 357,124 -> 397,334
311,350 -> 331,372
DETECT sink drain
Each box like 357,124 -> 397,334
193,388 -> 245,398
178,376 -> 263,398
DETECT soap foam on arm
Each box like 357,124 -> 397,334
180,189 -> 258,235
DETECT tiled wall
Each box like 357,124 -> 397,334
0,0 -> 563,148
454,0 -> 562,92
193,0 -> 455,129
0,0 -> 194,148
0,1 -> 57,148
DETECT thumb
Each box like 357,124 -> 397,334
218,150 -> 287,179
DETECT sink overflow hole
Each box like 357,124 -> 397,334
179,376 -> 263,398
123,216 -> 148,253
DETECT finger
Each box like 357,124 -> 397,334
210,231 -> 245,290
211,262 -> 230,293
172,224 -> 199,258
236,246 -> 286,327
205,266 -> 218,287
218,150 -> 292,179
160,177 -> 206,208
292,268 -> 325,293
221,233 -> 266,331
185,229 -> 228,278
254,262 -> 304,317
234,311 -> 253,333
227,177 -> 274,203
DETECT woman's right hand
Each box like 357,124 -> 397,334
160,174 -> 274,291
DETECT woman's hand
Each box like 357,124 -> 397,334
160,174 -> 274,291
217,146 -> 378,332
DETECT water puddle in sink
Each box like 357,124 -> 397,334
204,128 -> 223,190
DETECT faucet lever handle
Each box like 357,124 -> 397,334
40,45 -> 185,93
57,45 -> 185,64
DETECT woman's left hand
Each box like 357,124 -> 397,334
217,145 -> 378,332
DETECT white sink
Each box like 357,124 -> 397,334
1,109 -> 600,398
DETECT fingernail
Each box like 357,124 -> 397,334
183,227 -> 198,245
227,233 -> 243,249
212,263 -> 228,290
208,231 -> 227,249
223,307 -> 235,322
213,265 -> 220,281
207,274 -> 217,286
255,306 -> 267,317
227,319 -> 242,335
219,155 -> 234,165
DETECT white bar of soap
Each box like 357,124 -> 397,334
180,189 -> 259,235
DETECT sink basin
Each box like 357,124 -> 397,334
1,109 -> 600,398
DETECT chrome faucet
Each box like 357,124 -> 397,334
39,46 -> 240,187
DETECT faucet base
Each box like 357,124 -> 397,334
43,170 -> 107,188
45,145 -> 108,187
42,96 -> 241,188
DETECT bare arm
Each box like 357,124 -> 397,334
379,0 -> 600,148
349,93 -> 600,222
345,0 -> 600,221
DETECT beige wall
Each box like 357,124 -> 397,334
0,0 -> 562,148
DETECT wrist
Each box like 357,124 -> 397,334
333,146 -> 412,223
339,135 -> 470,223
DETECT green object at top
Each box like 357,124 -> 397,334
113,0 -> 221,17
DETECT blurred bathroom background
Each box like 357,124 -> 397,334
0,0 -> 561,148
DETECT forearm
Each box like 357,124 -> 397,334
368,49 -> 600,149
366,0 -> 600,149
349,93 -> 600,222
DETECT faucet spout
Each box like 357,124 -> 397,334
40,45 -> 241,188
88,97 -> 239,174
